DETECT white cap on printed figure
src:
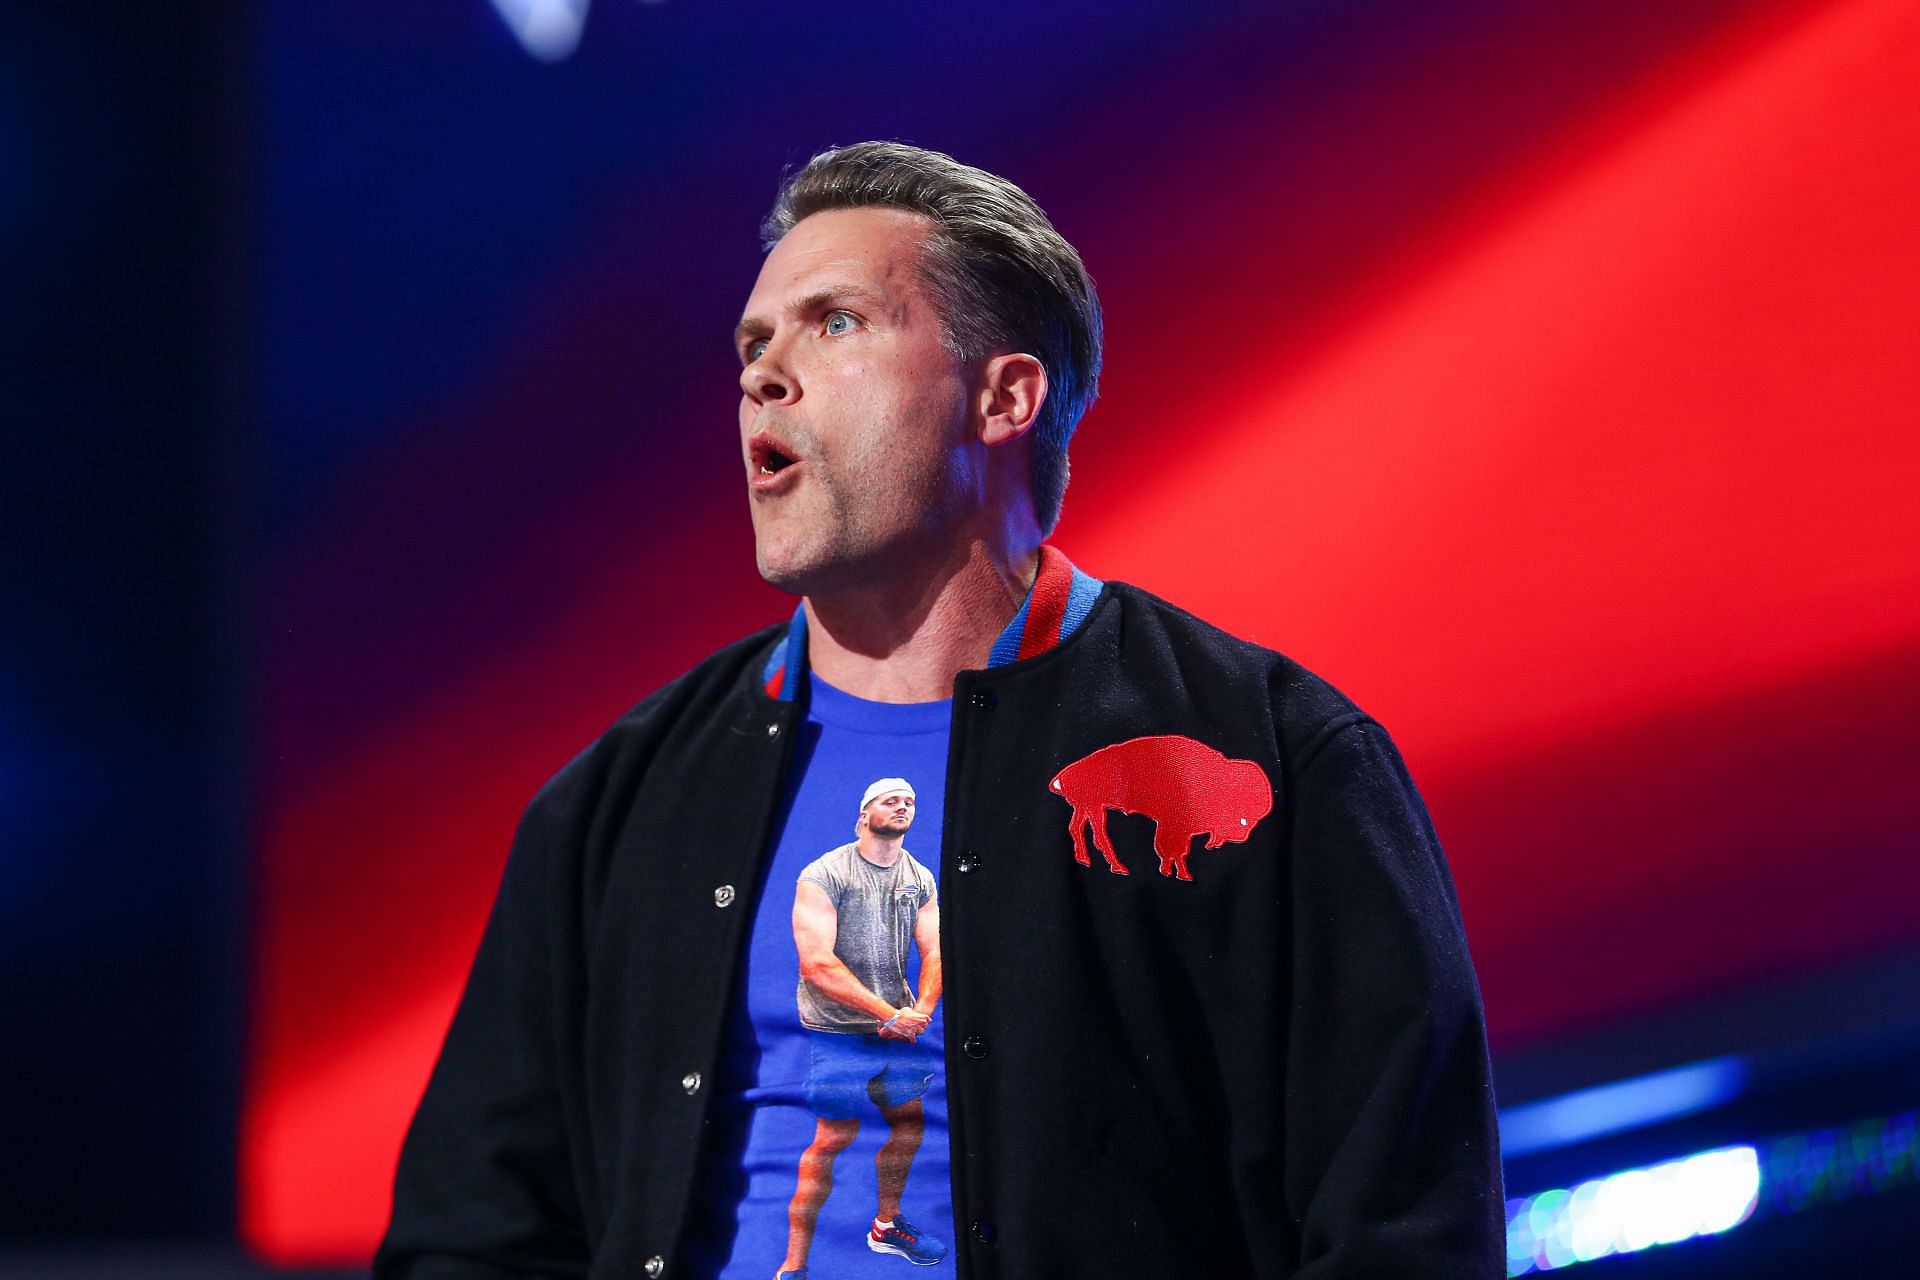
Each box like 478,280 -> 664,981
861,777 -> 915,812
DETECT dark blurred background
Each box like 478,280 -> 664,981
4,0 -> 1917,1275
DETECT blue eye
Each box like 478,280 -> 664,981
745,339 -> 768,362
825,311 -> 858,336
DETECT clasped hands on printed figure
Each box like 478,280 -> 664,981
879,1006 -> 933,1041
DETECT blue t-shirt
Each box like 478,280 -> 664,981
684,674 -> 954,1279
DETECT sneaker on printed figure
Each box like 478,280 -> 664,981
867,1215 -> 948,1265
775,1269 -> 807,1279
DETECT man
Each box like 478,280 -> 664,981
784,779 -> 945,1276
377,141 -> 1503,1280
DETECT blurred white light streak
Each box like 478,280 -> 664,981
1507,1146 -> 1760,1275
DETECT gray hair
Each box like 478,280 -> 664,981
760,141 -> 1103,535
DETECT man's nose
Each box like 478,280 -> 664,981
740,345 -> 794,404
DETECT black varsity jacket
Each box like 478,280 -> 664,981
375,552 -> 1505,1279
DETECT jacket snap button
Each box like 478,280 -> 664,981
968,689 -> 997,711
766,722 -> 781,738
713,884 -> 736,907
962,1035 -> 990,1059
972,1219 -> 996,1244
644,1256 -> 666,1277
681,1071 -> 702,1095
957,855 -> 981,874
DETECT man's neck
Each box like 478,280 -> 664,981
805,537 -> 1041,703
855,832 -> 906,867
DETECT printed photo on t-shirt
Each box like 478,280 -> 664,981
683,678 -> 956,1280
777,777 -> 947,1276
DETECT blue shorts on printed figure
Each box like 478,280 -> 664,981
804,1030 -> 935,1119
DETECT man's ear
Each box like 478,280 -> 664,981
977,353 -> 1048,447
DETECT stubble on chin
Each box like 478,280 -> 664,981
752,505 -> 855,596
750,471 -> 876,596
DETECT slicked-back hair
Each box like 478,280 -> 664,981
760,142 -> 1103,536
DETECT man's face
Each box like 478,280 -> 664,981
736,206 -> 975,593
863,791 -> 916,837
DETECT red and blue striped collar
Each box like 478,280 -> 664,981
761,544 -> 1104,701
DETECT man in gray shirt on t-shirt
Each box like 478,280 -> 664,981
783,777 -> 945,1275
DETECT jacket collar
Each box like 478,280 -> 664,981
760,544 -> 1104,702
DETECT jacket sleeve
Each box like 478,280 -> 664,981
373,792 -> 591,1279
1281,717 -> 1504,1276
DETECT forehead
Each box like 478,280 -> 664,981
745,206 -> 936,311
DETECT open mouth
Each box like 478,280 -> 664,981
749,430 -> 803,489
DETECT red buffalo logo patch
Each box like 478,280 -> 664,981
1048,734 -> 1274,881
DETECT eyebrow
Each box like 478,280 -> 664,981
733,283 -> 888,351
